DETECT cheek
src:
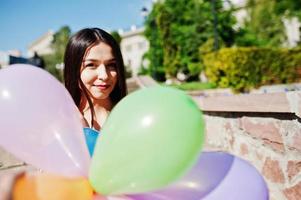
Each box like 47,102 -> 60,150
110,71 -> 117,78
110,71 -> 118,84
80,70 -> 95,84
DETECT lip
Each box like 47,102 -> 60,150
94,84 -> 110,90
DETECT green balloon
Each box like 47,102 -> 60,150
89,86 -> 205,195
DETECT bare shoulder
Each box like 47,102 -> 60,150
80,115 -> 89,127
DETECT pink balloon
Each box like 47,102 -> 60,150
0,64 -> 90,177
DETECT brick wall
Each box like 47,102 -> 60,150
194,91 -> 301,200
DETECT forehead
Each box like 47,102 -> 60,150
84,42 -> 114,61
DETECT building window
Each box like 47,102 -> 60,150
138,42 -> 146,50
126,45 -> 132,52
127,59 -> 132,67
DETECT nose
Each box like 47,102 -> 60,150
97,64 -> 108,80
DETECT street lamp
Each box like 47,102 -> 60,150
141,7 -> 149,21
140,6 -> 155,79
211,0 -> 219,51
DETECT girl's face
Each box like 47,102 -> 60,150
80,42 -> 117,101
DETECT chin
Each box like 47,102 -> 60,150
92,93 -> 110,100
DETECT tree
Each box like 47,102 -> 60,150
52,26 -> 71,63
145,0 -> 237,79
274,0 -> 301,19
237,0 -> 301,47
245,0 -> 286,47
275,0 -> 301,46
143,2 -> 165,81
110,31 -> 122,44
43,26 -> 71,81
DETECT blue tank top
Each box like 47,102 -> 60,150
83,127 -> 100,156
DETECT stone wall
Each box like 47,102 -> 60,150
1,77 -> 300,199
194,91 -> 301,200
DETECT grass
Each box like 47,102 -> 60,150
164,82 -> 216,91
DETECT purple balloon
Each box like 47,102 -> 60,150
127,152 -> 269,200
0,64 -> 90,177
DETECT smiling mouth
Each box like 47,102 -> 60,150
94,84 -> 110,90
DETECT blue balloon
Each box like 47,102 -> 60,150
83,128 -> 100,156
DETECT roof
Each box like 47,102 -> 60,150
120,27 -> 145,39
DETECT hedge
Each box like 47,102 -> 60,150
202,47 -> 301,92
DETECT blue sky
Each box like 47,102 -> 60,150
0,0 -> 153,56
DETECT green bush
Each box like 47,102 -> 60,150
203,47 -> 301,92
167,82 -> 216,91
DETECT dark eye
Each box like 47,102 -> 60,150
85,63 -> 96,68
106,63 -> 116,69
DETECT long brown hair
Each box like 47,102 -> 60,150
64,28 -> 127,128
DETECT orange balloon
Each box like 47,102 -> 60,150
13,173 -> 94,200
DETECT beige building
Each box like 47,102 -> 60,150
27,30 -> 54,57
119,26 -> 149,76
284,17 -> 301,47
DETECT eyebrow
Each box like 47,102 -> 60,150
83,58 -> 116,63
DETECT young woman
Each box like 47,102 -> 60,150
64,28 -> 127,155
0,29 -> 127,196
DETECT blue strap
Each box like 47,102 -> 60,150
83,128 -> 100,156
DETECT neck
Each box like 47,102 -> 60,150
93,98 -> 113,112
79,96 -> 113,130
80,96 -> 113,112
